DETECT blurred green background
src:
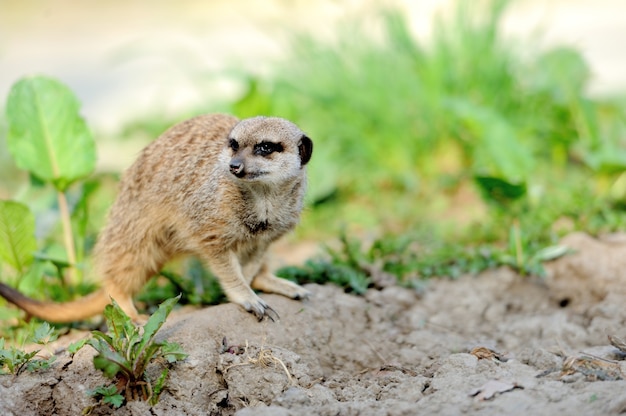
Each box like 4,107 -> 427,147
1,0 -> 626,320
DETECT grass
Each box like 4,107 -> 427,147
230,0 -> 626,239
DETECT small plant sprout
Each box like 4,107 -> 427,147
0,322 -> 58,375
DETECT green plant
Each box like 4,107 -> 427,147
138,258 -> 226,310
0,76 -> 106,334
71,295 -> 187,410
86,385 -> 124,409
279,223 -> 570,292
5,76 -> 96,284
0,322 -> 58,375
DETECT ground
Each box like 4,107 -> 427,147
1,231 -> 626,415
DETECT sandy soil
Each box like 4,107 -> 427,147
1,231 -> 626,415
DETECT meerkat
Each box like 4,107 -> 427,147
0,114 -> 313,323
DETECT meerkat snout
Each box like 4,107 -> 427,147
229,157 -> 245,177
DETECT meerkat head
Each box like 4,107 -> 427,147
224,116 -> 313,184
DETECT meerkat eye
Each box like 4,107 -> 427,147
229,139 -> 239,151
254,142 -> 283,156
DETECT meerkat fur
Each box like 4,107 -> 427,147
0,114 -> 313,323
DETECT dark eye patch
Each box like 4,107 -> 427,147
229,138 -> 239,151
254,141 -> 283,156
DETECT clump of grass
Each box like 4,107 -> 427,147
279,220 -> 571,293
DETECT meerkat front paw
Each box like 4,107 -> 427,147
240,295 -> 280,322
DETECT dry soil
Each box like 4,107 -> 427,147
1,231 -> 626,415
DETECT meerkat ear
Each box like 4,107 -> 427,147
299,135 -> 313,166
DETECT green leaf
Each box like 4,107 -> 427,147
150,368 -> 169,406
530,245 -> 571,262
474,176 -> 527,205
32,322 -> 58,345
26,356 -> 56,372
67,338 -> 88,356
90,330 -> 114,347
16,259 -> 49,296
446,100 -> 533,203
103,300 -> 137,350
103,392 -> 125,408
87,384 -> 117,397
88,385 -> 124,408
136,295 -> 181,360
91,345 -> 128,379
160,340 -> 188,363
5,76 -> 96,191
0,200 -> 37,274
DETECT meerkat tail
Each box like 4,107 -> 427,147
0,283 -> 110,323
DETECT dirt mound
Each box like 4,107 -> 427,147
1,232 -> 626,415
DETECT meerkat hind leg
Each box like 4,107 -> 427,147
251,264 -> 312,300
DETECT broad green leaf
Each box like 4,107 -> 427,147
529,47 -> 590,102
16,259 -> 48,296
474,176 -> 527,205
447,99 -> 533,202
5,76 -> 96,191
584,148 -> 626,174
473,121 -> 533,185
0,200 -> 37,274
103,300 -> 137,348
136,295 -> 181,359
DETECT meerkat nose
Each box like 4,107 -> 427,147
229,159 -> 245,177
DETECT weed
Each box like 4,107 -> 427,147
0,322 -> 58,375
279,224 -> 569,293
71,295 -> 187,411
86,385 -> 124,409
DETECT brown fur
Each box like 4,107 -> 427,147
0,114 -> 313,322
